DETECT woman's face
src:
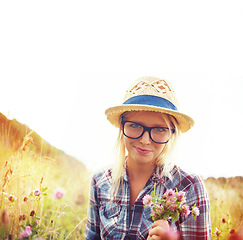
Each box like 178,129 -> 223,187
122,111 -> 170,167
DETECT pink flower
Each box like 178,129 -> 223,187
53,187 -> 66,200
151,204 -> 163,219
143,194 -> 153,206
33,189 -> 41,196
8,194 -> 16,202
181,205 -> 190,217
20,226 -> 32,239
152,173 -> 164,184
176,191 -> 186,202
163,189 -> 175,199
191,206 -> 200,217
168,201 -> 177,211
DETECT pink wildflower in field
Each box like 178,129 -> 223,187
33,189 -> 41,196
8,194 -> 16,202
20,226 -> 32,239
181,205 -> 190,217
53,187 -> 66,199
143,194 -> 153,206
214,227 -> 221,237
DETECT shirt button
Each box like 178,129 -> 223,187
131,206 -> 135,211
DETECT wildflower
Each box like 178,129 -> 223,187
167,200 -> 177,211
214,227 -> 221,237
163,189 -> 176,199
30,210 -> 35,217
221,218 -> 226,223
19,214 -> 26,221
53,187 -> 66,200
181,205 -> 190,217
152,173 -> 164,184
143,186 -> 199,222
23,197 -> 28,202
151,204 -> 163,219
33,189 -> 41,196
20,226 -> 32,239
143,194 -> 153,206
8,194 -> 16,202
191,206 -> 200,217
176,191 -> 186,202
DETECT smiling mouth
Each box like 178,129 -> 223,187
134,146 -> 152,155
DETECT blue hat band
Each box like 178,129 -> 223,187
123,95 -> 178,111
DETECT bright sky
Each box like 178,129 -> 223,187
0,1 -> 243,179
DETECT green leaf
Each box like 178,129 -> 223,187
41,187 -> 48,192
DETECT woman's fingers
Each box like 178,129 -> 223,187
152,219 -> 170,230
148,220 -> 179,240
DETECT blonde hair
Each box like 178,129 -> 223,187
111,111 -> 181,200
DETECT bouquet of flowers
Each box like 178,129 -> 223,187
143,174 -> 200,222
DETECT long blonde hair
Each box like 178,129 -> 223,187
111,111 -> 181,199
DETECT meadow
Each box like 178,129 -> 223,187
0,127 -> 243,239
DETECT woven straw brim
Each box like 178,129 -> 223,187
105,104 -> 194,133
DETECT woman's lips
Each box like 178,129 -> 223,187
134,146 -> 152,155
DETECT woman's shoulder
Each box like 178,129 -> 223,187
169,165 -> 206,191
91,165 -> 113,187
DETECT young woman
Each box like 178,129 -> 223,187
85,76 -> 211,239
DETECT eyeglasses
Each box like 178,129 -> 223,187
121,120 -> 175,144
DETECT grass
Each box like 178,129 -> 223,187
1,133 -> 243,239
204,177 -> 243,239
0,134 -> 90,239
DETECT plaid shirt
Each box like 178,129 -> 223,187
85,165 -> 211,240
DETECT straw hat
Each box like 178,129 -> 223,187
105,76 -> 194,133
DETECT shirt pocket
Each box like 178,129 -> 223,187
99,202 -> 122,238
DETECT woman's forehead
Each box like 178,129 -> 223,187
123,111 -> 169,126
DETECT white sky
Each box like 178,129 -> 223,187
0,1 -> 243,178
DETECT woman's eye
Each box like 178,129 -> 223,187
130,123 -> 141,129
154,127 -> 167,133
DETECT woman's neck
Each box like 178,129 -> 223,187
126,156 -> 155,181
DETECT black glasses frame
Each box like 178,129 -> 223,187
121,120 -> 175,144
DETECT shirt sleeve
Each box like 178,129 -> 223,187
178,175 -> 211,239
84,175 -> 102,240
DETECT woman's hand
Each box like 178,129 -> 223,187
147,220 -> 179,240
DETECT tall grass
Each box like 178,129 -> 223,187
0,134 -> 90,239
204,177 -> 243,239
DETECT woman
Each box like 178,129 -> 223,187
85,76 -> 211,239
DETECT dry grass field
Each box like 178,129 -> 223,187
0,115 -> 242,239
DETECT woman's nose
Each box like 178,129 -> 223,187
140,131 -> 151,144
